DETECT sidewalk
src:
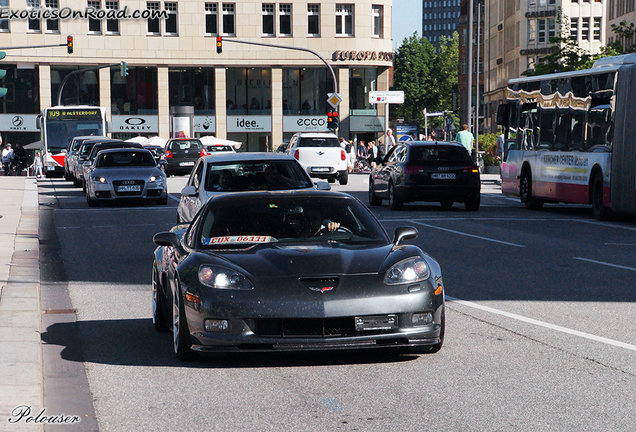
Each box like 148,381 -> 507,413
0,176 -> 42,431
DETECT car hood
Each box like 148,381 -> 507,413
91,166 -> 164,179
211,242 -> 396,278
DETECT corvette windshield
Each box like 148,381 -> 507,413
199,195 -> 387,248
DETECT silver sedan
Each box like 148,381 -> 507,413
85,148 -> 167,207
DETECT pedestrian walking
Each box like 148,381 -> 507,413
385,128 -> 396,152
2,144 -> 13,176
32,151 -> 43,178
456,124 -> 475,154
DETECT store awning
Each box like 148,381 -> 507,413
24,140 -> 44,150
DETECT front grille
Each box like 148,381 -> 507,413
253,317 -> 357,337
113,180 -> 145,196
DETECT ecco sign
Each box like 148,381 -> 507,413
284,116 -> 328,132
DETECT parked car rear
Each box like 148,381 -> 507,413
163,138 -> 207,176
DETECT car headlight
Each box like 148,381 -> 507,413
198,265 -> 254,290
90,176 -> 107,184
149,175 -> 165,183
384,257 -> 430,285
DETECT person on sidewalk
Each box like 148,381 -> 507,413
32,151 -> 43,179
2,144 -> 13,176
456,124 -> 475,156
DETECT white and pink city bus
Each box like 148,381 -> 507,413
496,54 -> 636,220
38,106 -> 108,178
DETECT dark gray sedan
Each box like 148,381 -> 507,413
85,148 -> 167,207
152,191 -> 445,360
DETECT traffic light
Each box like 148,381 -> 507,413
216,36 -> 222,54
327,111 -> 338,132
67,35 -> 73,54
120,61 -> 128,77
0,52 -> 7,98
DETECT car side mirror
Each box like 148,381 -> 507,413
180,185 -> 198,197
393,226 -> 418,246
153,231 -> 181,248
315,181 -> 331,191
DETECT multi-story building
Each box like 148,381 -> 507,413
422,0 -> 461,46
0,0 -> 394,151
457,0 -> 484,132
606,0 -> 636,50
477,0 -> 606,133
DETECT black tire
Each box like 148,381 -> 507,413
440,200 -> 453,208
73,177 -> 82,188
339,171 -> 349,185
464,194 -> 480,211
64,171 -> 71,181
591,173 -> 611,221
152,265 -> 169,332
368,179 -> 382,206
173,284 -> 194,360
86,189 -> 98,207
388,182 -> 403,211
520,169 -> 543,210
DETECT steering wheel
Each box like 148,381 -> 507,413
316,225 -> 353,236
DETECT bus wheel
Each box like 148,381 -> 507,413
592,174 -> 611,221
520,170 -> 543,210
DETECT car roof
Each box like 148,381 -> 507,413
293,132 -> 339,138
168,138 -> 201,142
402,141 -> 466,148
81,138 -> 125,146
205,189 -> 356,207
72,135 -> 107,142
96,147 -> 154,155
200,152 -> 298,163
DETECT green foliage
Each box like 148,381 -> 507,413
477,133 -> 499,166
393,32 -> 459,126
607,21 -> 636,54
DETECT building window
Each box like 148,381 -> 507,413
147,1 -> 160,34
262,4 -> 275,36
570,17 -> 578,40
349,68 -> 377,115
222,3 -> 235,36
205,3 -> 218,35
548,18 -> 555,41
165,2 -> 178,35
335,4 -> 354,36
593,17 -> 601,40
538,18 -> 546,43
27,0 -> 41,32
88,0 -> 102,34
105,1 -> 120,34
308,4 -> 320,36
461,57 -> 467,75
0,0 -> 7,32
45,0 -> 60,33
582,17 -> 589,41
372,5 -> 383,38
225,67 -> 272,116
282,68 -> 333,115
528,19 -> 536,42
279,4 -> 292,36
461,28 -> 467,46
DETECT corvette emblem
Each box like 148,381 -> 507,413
317,151 -> 325,155
309,286 -> 334,293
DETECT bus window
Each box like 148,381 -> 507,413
520,105 -> 538,151
554,109 -> 569,151
587,105 -> 613,149
537,109 -> 555,150
569,111 -> 586,151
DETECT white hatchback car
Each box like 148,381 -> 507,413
176,152 -> 329,223
284,132 -> 349,185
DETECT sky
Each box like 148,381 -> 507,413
392,0 -> 423,49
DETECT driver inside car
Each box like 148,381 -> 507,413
295,206 -> 340,237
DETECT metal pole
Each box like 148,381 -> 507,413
467,0 -> 474,135
475,0 -> 481,154
57,63 -> 120,106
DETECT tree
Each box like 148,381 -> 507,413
607,21 -> 636,54
392,32 -> 459,125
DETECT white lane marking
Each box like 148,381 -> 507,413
403,220 -> 526,247
573,257 -> 636,272
447,296 -> 636,352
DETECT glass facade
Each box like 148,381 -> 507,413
226,68 -> 272,115
51,66 -> 100,106
111,66 -> 158,115
282,68 -> 333,115
349,68 -> 377,115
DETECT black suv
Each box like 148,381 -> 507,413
163,138 -> 206,176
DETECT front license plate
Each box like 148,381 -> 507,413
355,315 -> 398,331
47,166 -> 55,171
311,167 -> 330,172
179,161 -> 195,167
431,173 -> 456,180
117,185 -> 141,192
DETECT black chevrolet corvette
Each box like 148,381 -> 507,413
152,190 -> 445,360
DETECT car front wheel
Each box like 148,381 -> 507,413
152,264 -> 168,332
389,182 -> 403,210
369,179 -> 382,206
173,283 -> 194,360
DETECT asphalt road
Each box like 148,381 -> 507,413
38,173 -> 636,431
